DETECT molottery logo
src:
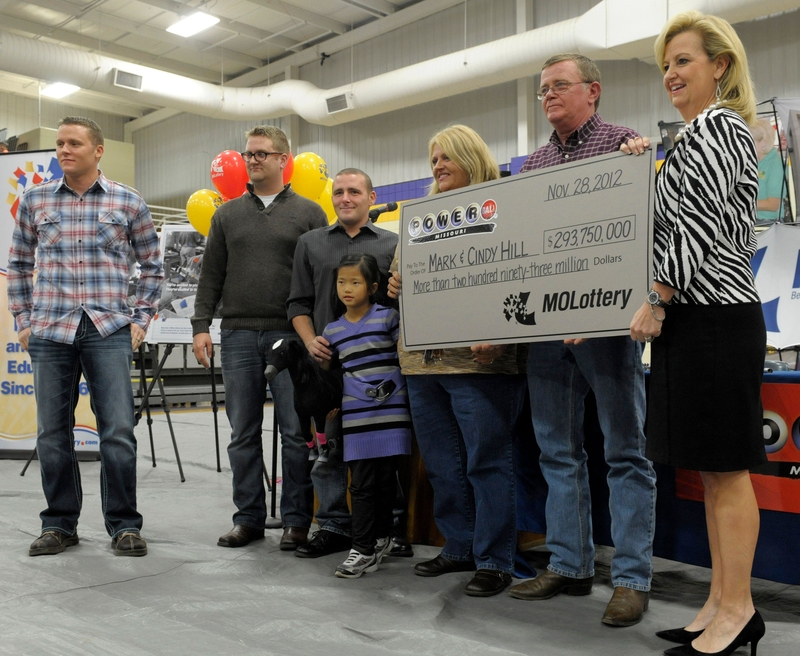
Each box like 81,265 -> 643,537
408,199 -> 498,244
503,292 -> 537,326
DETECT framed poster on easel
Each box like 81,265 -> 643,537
137,225 -> 224,478
147,224 -> 221,345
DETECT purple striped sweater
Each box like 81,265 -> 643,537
323,304 -> 412,461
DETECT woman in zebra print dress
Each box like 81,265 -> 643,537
625,12 -> 767,656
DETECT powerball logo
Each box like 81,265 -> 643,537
408,199 -> 498,245
6,157 -> 63,219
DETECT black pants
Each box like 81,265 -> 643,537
349,456 -> 397,555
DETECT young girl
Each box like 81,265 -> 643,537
322,253 -> 412,578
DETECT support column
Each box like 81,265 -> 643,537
516,0 -> 532,157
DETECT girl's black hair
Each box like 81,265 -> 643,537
330,252 -> 382,318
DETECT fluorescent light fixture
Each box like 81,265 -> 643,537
166,11 -> 220,37
41,82 -> 80,99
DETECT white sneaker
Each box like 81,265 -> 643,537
335,549 -> 378,578
375,536 -> 392,564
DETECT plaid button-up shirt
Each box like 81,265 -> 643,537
7,172 -> 164,344
519,113 -> 639,172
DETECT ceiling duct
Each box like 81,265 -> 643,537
112,69 -> 144,92
0,0 -> 797,127
326,93 -> 352,114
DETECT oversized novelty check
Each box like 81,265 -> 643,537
399,149 -> 655,349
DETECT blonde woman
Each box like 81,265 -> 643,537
388,125 -> 525,597
626,12 -> 767,656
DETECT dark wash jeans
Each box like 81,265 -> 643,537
28,315 -> 141,538
220,329 -> 312,529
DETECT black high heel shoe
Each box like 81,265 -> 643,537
656,627 -> 704,644
663,610 -> 765,656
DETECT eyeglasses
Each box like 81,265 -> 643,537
240,151 -> 283,162
536,81 -> 589,101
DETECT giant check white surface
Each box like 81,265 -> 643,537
399,150 -> 654,349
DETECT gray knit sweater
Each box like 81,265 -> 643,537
191,184 -> 327,334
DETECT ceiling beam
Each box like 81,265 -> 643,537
337,0 -> 397,19
246,0 -> 349,35
19,0 -> 265,70
230,0 -> 466,87
0,72 -> 151,118
0,13 -> 226,82
134,0 -> 302,50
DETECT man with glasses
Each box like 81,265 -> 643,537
192,126 -> 327,551
507,54 -> 656,628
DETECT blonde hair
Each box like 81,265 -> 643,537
654,11 -> 756,125
427,124 -> 499,196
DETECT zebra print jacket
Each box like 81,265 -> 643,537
654,106 -> 760,305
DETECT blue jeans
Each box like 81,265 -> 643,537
527,337 -> 656,591
28,315 -> 140,538
220,329 -> 312,529
310,412 -> 351,535
407,374 -> 525,574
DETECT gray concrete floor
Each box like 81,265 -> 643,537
1,406 -> 799,655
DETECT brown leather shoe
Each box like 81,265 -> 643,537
112,531 -> 148,557
601,587 -> 649,627
508,570 -> 593,600
29,530 -> 79,556
217,525 -> 265,548
279,526 -> 309,551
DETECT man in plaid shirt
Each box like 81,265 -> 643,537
7,117 -> 163,557
507,55 -> 656,627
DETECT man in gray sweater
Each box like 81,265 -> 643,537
192,126 -> 327,550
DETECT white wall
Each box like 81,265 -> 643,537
130,0 -> 800,208
0,92 -> 127,144
132,114 -> 285,208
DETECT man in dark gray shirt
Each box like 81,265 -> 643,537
287,168 -> 398,557
192,126 -> 327,551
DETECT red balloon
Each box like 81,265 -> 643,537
282,152 -> 295,186
210,150 -> 249,200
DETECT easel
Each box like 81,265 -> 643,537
756,98 -> 795,223
134,342 -> 185,482
133,322 -> 280,523
19,342 -> 175,478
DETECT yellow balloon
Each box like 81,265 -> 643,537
315,178 -> 337,224
292,152 -> 328,200
186,189 -> 223,236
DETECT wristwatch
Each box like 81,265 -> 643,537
647,289 -> 670,308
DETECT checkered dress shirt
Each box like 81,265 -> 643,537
7,172 -> 164,344
519,113 -> 639,172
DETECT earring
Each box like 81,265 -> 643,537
715,82 -> 721,103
